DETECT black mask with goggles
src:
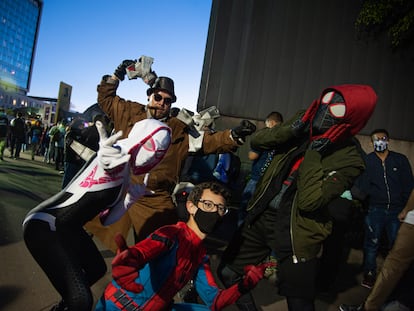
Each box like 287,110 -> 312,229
311,91 -> 346,135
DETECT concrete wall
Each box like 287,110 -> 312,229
199,0 -> 414,141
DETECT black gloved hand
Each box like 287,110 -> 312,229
231,120 -> 256,145
114,59 -> 136,81
291,99 -> 319,137
309,123 -> 350,153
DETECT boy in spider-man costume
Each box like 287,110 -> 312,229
96,181 -> 275,311
23,118 -> 171,311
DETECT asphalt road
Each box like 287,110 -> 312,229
0,149 -> 371,311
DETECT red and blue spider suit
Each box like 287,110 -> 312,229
23,119 -> 171,311
96,221 -> 273,311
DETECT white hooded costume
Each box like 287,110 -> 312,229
22,119 -> 171,311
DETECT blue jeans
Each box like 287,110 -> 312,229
363,207 -> 401,274
238,179 -> 258,224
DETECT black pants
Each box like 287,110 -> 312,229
24,221 -> 107,311
219,211 -> 318,311
55,146 -> 64,170
10,136 -> 24,157
22,183 -> 122,311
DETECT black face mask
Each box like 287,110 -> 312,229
312,92 -> 345,135
312,104 -> 338,135
194,208 -> 221,234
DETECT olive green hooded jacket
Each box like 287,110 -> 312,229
246,84 -> 377,262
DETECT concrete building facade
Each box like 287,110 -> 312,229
198,0 -> 414,167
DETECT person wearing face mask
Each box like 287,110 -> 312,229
85,58 -> 256,252
95,181 -> 274,311
217,85 -> 378,311
353,129 -> 414,289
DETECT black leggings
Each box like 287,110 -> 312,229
22,157 -> 124,311
24,221 -> 106,311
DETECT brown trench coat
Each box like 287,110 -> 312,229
85,79 -> 239,251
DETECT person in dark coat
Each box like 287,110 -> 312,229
218,84 -> 377,311
9,112 -> 26,159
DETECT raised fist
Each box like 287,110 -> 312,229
114,59 -> 136,81
309,123 -> 350,153
231,120 -> 256,145
291,99 -> 319,137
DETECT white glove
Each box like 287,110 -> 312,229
96,121 -> 131,170
124,173 -> 154,209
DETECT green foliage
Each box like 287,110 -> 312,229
389,9 -> 414,46
355,0 -> 414,49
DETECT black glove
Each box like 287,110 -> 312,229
114,59 -> 136,81
231,120 -> 256,145
309,123 -> 350,153
291,99 -> 319,137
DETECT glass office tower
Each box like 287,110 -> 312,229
0,0 -> 43,94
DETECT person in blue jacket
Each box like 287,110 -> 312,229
357,128 -> 414,289
96,181 -> 274,311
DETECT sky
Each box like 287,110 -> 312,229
28,0 -> 212,114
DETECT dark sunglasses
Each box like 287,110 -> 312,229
153,93 -> 173,105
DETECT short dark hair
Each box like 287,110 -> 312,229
93,114 -> 110,125
187,181 -> 231,206
370,128 -> 389,140
266,111 -> 283,123
70,118 -> 84,129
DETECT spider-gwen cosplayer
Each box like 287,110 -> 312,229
23,119 -> 171,311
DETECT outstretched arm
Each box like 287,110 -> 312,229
194,262 -> 275,310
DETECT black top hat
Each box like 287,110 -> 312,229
146,77 -> 177,103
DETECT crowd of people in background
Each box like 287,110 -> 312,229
0,109 -> 61,163
0,110 -> 106,177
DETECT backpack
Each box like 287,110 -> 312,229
50,127 -> 61,142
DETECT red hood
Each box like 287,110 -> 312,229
316,84 -> 377,136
